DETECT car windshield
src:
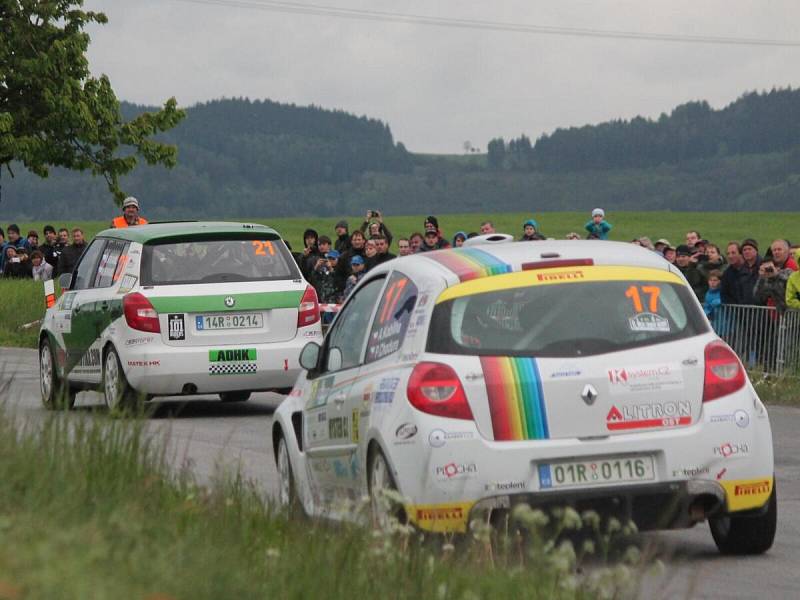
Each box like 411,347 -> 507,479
427,278 -> 708,358
141,236 -> 299,285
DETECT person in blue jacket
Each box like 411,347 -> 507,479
703,269 -> 725,334
584,208 -> 613,240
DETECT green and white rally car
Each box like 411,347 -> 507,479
39,222 -> 322,410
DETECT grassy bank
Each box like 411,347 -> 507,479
0,279 -> 47,348
9,210 -> 800,256
0,410 -> 647,599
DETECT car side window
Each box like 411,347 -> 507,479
71,239 -> 107,291
324,277 -> 385,373
365,271 -> 418,364
93,240 -> 130,288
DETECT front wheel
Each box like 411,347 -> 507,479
39,338 -> 76,410
275,431 -> 300,515
102,346 -> 138,413
710,483 -> 777,555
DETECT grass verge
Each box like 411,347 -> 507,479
0,408 -> 651,599
751,372 -> 800,406
0,279 -> 47,348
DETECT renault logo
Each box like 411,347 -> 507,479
224,296 -> 235,308
581,384 -> 598,405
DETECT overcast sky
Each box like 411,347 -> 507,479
85,0 -> 800,154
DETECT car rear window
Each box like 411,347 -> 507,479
427,278 -> 708,358
141,235 -> 300,285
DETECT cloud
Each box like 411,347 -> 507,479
85,0 -> 800,153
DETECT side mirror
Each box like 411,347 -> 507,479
299,342 -> 321,371
326,347 -> 343,372
58,273 -> 72,291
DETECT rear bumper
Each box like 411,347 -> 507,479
121,331 -> 315,395
407,479 -> 732,534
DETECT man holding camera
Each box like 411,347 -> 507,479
754,239 -> 797,313
359,210 -> 393,247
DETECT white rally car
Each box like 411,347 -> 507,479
39,222 -> 322,410
273,237 -> 776,555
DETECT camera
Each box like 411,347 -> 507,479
764,266 -> 775,274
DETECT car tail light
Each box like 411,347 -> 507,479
407,362 -> 473,420
297,285 -> 320,328
123,292 -> 161,333
703,340 -> 745,402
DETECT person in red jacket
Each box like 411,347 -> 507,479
111,196 -> 149,228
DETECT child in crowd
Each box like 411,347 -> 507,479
584,208 -> 612,240
344,255 -> 366,298
520,219 -> 545,241
703,270 -> 724,333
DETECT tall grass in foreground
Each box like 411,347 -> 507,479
0,409 -> 655,600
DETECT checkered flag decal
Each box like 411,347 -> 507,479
209,363 -> 257,376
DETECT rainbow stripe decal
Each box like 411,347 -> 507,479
423,248 -> 511,282
480,357 -> 549,441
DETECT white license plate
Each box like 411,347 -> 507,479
195,313 -> 263,331
538,455 -> 655,489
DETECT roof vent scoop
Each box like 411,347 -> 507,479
462,233 -> 514,247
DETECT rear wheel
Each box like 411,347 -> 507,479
102,346 -> 138,413
710,483 -> 777,555
219,391 -> 251,403
39,338 -> 76,410
368,448 -> 405,530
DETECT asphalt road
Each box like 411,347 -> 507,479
2,347 -> 799,598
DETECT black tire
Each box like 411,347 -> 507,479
710,482 -> 777,555
274,430 -> 300,515
102,346 -> 138,413
39,338 -> 76,410
368,447 -> 405,529
219,391 -> 251,403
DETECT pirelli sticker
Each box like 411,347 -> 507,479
408,502 -> 475,533
208,348 -> 257,376
720,477 -> 774,512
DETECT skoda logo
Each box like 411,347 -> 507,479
224,296 -> 235,308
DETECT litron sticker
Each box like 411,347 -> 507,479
168,314 -> 185,340
628,312 -> 670,333
606,401 -> 691,430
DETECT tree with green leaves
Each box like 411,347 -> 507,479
0,1 -> 185,204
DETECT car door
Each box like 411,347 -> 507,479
346,271 -> 420,496
63,238 -> 108,380
304,276 -> 386,504
64,238 -> 131,384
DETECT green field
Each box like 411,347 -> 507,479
10,210 -> 800,254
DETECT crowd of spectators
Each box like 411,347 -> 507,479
1,224 -> 86,281
291,208 -> 800,321
5,207 -> 799,321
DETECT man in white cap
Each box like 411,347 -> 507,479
111,196 -> 149,228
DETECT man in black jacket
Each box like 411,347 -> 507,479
334,220 -> 351,254
56,228 -> 87,277
40,225 -> 64,271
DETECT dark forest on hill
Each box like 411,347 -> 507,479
2,89 -> 799,219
